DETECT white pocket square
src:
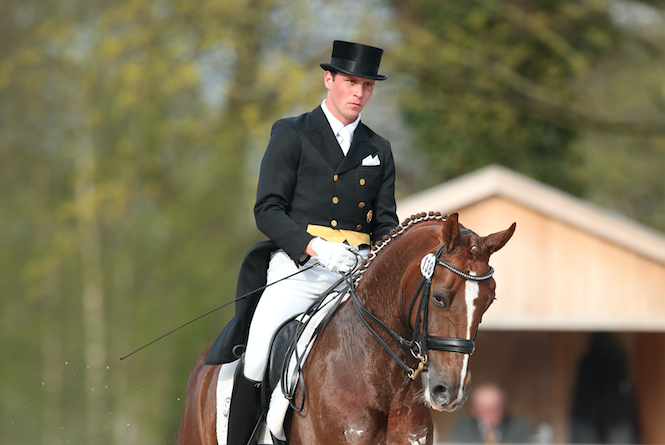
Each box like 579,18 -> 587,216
361,154 -> 381,166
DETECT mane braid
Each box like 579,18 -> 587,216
354,211 -> 447,285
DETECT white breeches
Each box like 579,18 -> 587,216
243,248 -> 367,382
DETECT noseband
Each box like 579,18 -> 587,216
350,230 -> 494,380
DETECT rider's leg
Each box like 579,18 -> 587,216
228,251 -> 343,445
243,250 -> 343,382
227,358 -> 261,445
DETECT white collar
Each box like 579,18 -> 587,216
321,99 -> 361,137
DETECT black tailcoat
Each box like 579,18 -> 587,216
254,105 -> 398,262
206,106 -> 398,365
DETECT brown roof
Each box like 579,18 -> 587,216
398,164 -> 665,265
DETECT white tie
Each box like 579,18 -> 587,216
338,126 -> 352,155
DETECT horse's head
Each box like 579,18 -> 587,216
402,213 -> 515,412
353,212 -> 515,413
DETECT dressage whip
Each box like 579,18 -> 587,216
119,262 -> 321,361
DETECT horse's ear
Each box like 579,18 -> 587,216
485,222 -> 517,255
442,213 -> 461,252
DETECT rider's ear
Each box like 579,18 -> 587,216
442,213 -> 461,252
485,222 -> 517,255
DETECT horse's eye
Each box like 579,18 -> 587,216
433,291 -> 451,308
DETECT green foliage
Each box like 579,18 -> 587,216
392,0 -> 623,194
1,0 -> 396,443
391,0 -> 665,232
0,0 -> 323,443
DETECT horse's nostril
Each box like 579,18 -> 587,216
433,385 -> 451,406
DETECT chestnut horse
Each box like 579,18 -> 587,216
178,212 -> 516,444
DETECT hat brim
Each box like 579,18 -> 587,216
320,62 -> 387,81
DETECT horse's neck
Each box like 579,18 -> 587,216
348,236 -> 424,368
331,298 -> 417,392
355,232 -> 426,332
355,256 -> 408,334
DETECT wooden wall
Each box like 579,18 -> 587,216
634,333 -> 665,444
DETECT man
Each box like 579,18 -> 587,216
221,40 -> 399,444
452,383 -> 532,444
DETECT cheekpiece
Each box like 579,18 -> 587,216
320,40 -> 387,81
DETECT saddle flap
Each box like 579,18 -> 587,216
266,316 -> 303,396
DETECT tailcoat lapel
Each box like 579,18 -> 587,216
303,106 -> 344,171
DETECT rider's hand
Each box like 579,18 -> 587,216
311,237 -> 356,273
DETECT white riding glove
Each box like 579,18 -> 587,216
311,237 -> 356,274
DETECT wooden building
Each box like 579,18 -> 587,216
396,165 -> 665,444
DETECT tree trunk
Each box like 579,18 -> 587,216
74,126 -> 108,445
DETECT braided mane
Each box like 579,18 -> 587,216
354,211 -> 447,284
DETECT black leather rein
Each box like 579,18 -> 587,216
350,233 -> 494,380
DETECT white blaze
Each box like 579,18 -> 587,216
457,273 -> 478,403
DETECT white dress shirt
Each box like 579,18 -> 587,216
321,99 -> 360,155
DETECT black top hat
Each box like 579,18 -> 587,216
320,40 -> 387,81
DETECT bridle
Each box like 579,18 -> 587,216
349,229 -> 494,380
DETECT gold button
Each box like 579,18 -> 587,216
333,175 -> 339,181
331,220 -> 338,227
359,178 -> 366,186
358,202 -> 365,208
356,224 -> 362,230
332,197 -> 339,204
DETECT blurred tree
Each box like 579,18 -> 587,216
0,0 -> 286,443
573,1 -> 665,232
390,0 -> 665,231
391,0 -> 619,192
0,0 -> 396,443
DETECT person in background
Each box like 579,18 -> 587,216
452,382 -> 532,444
